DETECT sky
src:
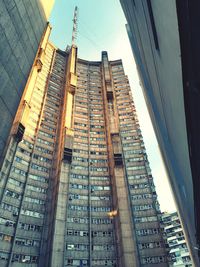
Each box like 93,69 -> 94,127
49,0 -> 176,212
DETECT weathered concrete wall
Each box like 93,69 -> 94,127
0,0 -> 53,163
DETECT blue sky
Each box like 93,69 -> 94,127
50,0 -> 128,60
49,0 -> 176,212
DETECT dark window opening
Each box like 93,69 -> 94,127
146,0 -> 159,50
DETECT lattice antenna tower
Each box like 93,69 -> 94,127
72,6 -> 78,46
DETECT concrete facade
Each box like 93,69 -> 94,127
0,34 -> 168,266
0,0 -> 54,165
120,0 -> 199,265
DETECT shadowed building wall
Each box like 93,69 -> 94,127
120,0 -> 199,265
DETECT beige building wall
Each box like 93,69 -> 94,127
39,0 -> 55,19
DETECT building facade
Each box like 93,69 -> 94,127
161,212 -> 192,267
0,0 -> 54,165
0,34 -> 167,266
119,0 -> 200,265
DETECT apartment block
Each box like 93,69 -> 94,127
162,212 -> 192,267
0,35 -> 167,266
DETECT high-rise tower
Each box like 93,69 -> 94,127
0,27 -> 167,267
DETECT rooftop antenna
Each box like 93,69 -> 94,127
72,6 -> 78,46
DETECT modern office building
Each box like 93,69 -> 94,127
0,0 -> 54,165
120,0 -> 200,265
0,27 -> 168,266
161,212 -> 192,267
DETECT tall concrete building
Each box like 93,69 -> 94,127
0,29 -> 168,266
120,0 -> 200,265
0,0 -> 54,165
161,212 -> 192,267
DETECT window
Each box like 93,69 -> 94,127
1,203 -> 19,215
123,142 -> 141,148
15,238 -> 40,247
126,157 -> 144,163
68,205 -> 111,212
133,204 -> 153,211
92,245 -> 114,251
0,218 -> 15,227
136,228 -> 159,236
26,184 -> 46,193
24,196 -> 45,205
69,205 -> 88,211
92,218 -> 112,224
131,194 -> 152,200
66,244 -> 88,251
18,222 -> 42,232
38,131 -> 54,139
72,156 -> 88,162
0,233 -> 12,242
92,259 -> 116,266
33,154 -> 52,163
21,209 -> 44,219
92,231 -> 112,237
28,173 -> 48,183
15,156 -> 29,166
5,190 -> 21,200
74,122 -> 87,127
67,217 -> 89,224
69,194 -> 88,200
141,256 -> 166,264
134,216 -> 158,223
0,251 -> 9,260
12,254 -> 38,263
74,128 -> 88,134
73,149 -> 88,155
90,176 -> 109,181
18,147 -> 31,156
130,183 -> 149,189
90,167 -> 108,172
8,178 -> 23,188
138,241 -> 162,249
37,138 -> 54,147
91,206 -> 111,212
146,0 -> 159,50
90,144 -> 106,148
91,185 -> 110,191
11,167 -> 26,176
31,163 -> 49,173
72,165 -> 88,171
67,229 -> 88,237
128,174 -> 148,180
70,173 -> 88,180
69,183 -> 88,190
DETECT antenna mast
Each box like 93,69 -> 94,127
72,6 -> 78,46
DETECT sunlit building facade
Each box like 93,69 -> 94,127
0,0 -> 54,165
0,30 -> 167,266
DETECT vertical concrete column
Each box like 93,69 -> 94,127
114,167 -> 139,267
65,45 -> 77,130
102,51 -> 118,134
50,45 -> 77,267
50,161 -> 71,267
101,51 -> 140,267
